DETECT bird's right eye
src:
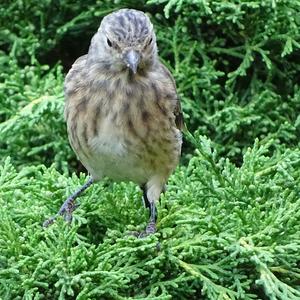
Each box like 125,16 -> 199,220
107,38 -> 112,47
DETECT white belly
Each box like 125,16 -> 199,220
81,128 -> 149,184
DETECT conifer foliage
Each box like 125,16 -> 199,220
0,1 -> 299,299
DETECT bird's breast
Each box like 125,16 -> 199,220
66,72 -> 181,182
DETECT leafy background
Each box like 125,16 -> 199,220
0,0 -> 299,299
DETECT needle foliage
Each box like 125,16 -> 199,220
0,0 -> 299,299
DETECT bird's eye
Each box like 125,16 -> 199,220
107,38 -> 112,47
143,38 -> 153,50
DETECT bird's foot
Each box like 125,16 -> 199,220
58,196 -> 79,222
43,197 -> 79,228
127,221 -> 156,238
138,221 -> 156,238
43,178 -> 93,228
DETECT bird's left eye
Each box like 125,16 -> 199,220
107,38 -> 112,47
143,38 -> 153,50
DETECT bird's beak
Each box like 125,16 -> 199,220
123,50 -> 140,74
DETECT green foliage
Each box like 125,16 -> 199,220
1,136 -> 300,299
0,0 -> 120,63
1,0 -> 300,166
152,0 -> 300,160
0,0 -> 300,299
0,54 -> 73,172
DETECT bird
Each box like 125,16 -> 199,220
43,8 -> 183,236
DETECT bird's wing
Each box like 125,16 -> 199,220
159,62 -> 185,131
64,55 -> 88,120
64,55 -> 88,88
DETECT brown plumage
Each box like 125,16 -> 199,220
44,9 -> 183,235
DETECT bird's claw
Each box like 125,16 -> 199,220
126,221 -> 156,238
62,203 -> 80,223
43,198 -> 79,227
138,221 -> 156,238
42,216 -> 56,228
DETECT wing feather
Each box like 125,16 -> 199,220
159,62 -> 184,131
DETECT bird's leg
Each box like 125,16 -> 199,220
43,177 -> 94,227
144,201 -> 156,234
141,184 -> 157,220
139,180 -> 164,237
141,184 -> 150,209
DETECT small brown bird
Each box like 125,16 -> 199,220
44,9 -> 183,235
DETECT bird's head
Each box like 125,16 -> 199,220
88,9 -> 157,75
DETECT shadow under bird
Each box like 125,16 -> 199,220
43,8 -> 184,236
